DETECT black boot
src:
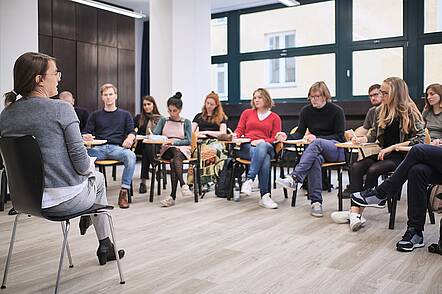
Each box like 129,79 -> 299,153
96,237 -> 125,265
79,216 -> 92,235
139,182 -> 147,194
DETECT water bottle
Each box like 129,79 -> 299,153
233,178 -> 241,202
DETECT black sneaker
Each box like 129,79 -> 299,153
139,182 -> 147,194
396,228 -> 424,252
351,187 -> 387,208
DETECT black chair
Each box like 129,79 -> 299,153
0,136 -> 125,293
0,155 -> 7,211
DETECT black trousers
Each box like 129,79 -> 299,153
140,144 -> 156,179
378,144 -> 442,231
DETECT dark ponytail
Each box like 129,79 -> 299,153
3,52 -> 56,106
167,91 -> 183,109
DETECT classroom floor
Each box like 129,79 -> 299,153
0,163 -> 440,294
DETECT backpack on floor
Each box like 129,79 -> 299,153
429,185 -> 442,213
215,158 -> 243,198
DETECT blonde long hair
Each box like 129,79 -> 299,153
378,77 -> 423,134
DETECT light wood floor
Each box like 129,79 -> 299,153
0,163 -> 441,294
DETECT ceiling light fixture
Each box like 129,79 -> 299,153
70,0 -> 146,19
278,0 -> 301,7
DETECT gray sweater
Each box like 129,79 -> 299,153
0,97 -> 92,207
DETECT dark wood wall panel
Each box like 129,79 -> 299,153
52,0 -> 76,40
52,37 -> 76,97
39,35 -> 53,56
77,42 -> 98,110
76,5 -> 97,44
117,49 -> 135,112
117,15 -> 135,50
98,10 -> 118,47
98,46 -> 118,92
38,0 -> 52,36
39,0 -> 135,114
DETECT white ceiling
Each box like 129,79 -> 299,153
102,0 -> 281,18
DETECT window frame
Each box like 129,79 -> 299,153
211,0 -> 438,104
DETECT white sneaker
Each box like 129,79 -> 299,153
181,184 -> 193,197
241,179 -> 253,195
160,196 -> 175,207
331,211 -> 351,224
259,193 -> 278,209
349,212 -> 367,231
311,202 -> 323,217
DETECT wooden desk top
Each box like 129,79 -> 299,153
335,142 -> 379,149
84,139 -> 107,146
142,139 -> 166,145
395,146 -> 412,152
283,139 -> 309,145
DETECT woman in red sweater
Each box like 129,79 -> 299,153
234,88 -> 285,209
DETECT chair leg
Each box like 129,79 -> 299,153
100,166 -> 108,187
273,166 -> 276,189
106,213 -> 125,284
0,170 -> 6,212
55,220 -> 70,294
157,164 -> 162,196
112,166 -> 117,181
388,191 -> 399,230
127,182 -> 133,204
193,165 -> 198,203
149,164 -> 156,203
162,164 -> 167,189
291,184 -> 298,207
61,223 -> 74,268
1,214 -> 20,289
338,168 -> 343,211
228,162 -> 237,201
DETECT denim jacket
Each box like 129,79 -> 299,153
367,107 -> 425,147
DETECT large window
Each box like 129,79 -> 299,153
211,1 -> 442,102
241,53 -> 335,100
210,63 -> 228,100
239,1 -> 335,53
267,31 -> 296,87
353,48 -> 403,96
425,0 -> 442,33
424,44 -> 442,87
211,17 -> 227,56
352,0 -> 403,41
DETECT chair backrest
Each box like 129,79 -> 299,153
0,136 -> 44,217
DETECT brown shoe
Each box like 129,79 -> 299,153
118,189 -> 129,209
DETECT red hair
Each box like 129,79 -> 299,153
201,91 -> 227,125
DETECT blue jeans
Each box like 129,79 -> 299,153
291,138 -> 344,204
238,142 -> 275,196
88,144 -> 136,189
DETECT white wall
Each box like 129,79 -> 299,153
0,0 -> 39,112
150,0 -> 211,119
150,0 -> 173,116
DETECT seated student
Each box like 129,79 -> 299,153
276,81 -> 345,217
191,91 -> 228,187
0,52 -> 124,265
331,77 -> 425,230
83,83 -> 137,209
422,83 -> 442,142
351,142 -> 442,252
59,91 -> 90,133
153,92 -> 193,207
134,95 -> 162,193
234,88 -> 285,209
354,84 -> 382,137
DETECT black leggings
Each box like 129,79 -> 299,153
350,153 -> 404,206
162,147 -> 186,199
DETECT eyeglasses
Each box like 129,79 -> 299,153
369,92 -> 381,98
309,95 -> 323,100
379,90 -> 389,97
43,71 -> 62,79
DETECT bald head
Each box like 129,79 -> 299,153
59,91 -> 75,106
